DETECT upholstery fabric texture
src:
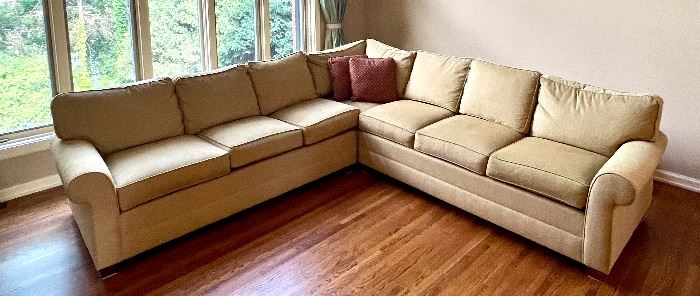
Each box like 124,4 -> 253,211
117,131 -> 357,265
532,76 -> 662,157
404,51 -> 471,112
328,54 -> 367,100
584,133 -> 667,272
51,78 -> 184,155
339,100 -> 381,112
359,132 -> 584,261
349,57 -> 398,103
365,39 -> 416,97
247,52 -> 317,114
174,65 -> 260,134
487,137 -> 609,209
459,60 -> 541,133
105,135 -> 230,211
270,98 -> 360,145
51,139 -> 121,268
359,100 -> 454,147
307,40 -> 367,97
415,115 -> 523,174
199,116 -> 303,168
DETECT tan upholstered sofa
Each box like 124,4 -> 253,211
51,39 -> 666,275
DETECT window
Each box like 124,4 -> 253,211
66,0 -> 136,91
1,0 -> 314,137
0,0 -> 53,135
148,0 -> 202,78
215,0 -> 256,66
269,0 -> 304,59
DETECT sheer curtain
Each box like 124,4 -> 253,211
319,0 -> 347,49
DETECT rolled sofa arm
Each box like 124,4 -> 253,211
52,139 -> 121,270
584,132 -> 668,273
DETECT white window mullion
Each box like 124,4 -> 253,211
257,0 -> 271,60
45,0 -> 72,93
305,0 -> 321,52
133,0 -> 153,79
199,0 -> 218,70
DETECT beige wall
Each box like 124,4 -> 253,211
359,0 -> 700,180
0,150 -> 57,188
342,0 -> 366,42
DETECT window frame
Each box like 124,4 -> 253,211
1,0 -> 317,156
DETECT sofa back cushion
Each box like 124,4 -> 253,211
366,39 -> 416,97
307,40 -> 366,97
51,78 -> 184,155
459,60 -> 541,134
174,65 -> 260,134
531,76 -> 663,157
404,51 -> 471,112
247,52 -> 317,114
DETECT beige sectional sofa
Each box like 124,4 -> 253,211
51,39 -> 666,276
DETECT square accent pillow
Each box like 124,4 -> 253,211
329,54 -> 367,101
349,57 -> 398,103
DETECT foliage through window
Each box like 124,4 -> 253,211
67,0 -> 136,91
0,0 -> 309,136
0,0 -> 53,135
216,0 -> 256,66
149,0 -> 203,78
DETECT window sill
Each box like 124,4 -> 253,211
0,132 -> 56,161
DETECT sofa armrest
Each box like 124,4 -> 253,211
52,139 -> 115,201
51,139 -> 121,269
591,132 -> 668,206
584,132 -> 667,273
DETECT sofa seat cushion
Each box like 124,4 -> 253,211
359,100 -> 454,147
105,135 -> 230,211
415,115 -> 523,174
270,98 -> 360,145
339,100 -> 382,112
199,116 -> 303,168
486,137 -> 609,209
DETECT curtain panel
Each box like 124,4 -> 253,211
320,0 -> 347,49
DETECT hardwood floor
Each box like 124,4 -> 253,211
1,169 -> 699,295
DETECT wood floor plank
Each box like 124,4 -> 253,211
0,169 -> 699,295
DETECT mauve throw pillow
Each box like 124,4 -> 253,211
328,55 -> 367,101
349,57 -> 398,103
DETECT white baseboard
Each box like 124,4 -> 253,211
0,174 -> 61,203
654,169 -> 700,194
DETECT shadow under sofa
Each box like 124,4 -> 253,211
50,39 -> 666,276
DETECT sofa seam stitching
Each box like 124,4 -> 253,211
487,170 -> 583,209
116,152 -> 228,189
360,114 -> 416,133
363,146 -> 584,234
415,132 -> 490,157
298,108 -> 359,128
414,146 -> 484,175
489,156 -> 591,187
